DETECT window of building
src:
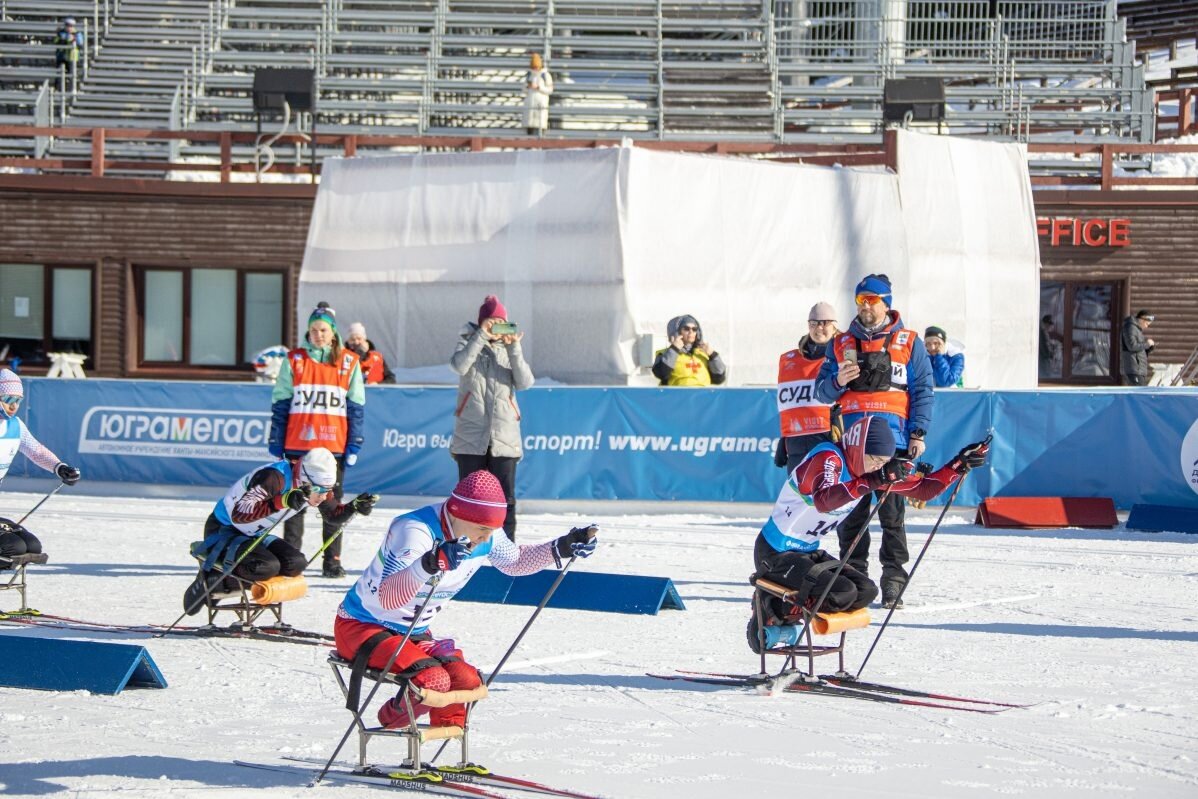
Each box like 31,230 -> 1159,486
136,267 -> 286,369
1039,279 -> 1123,384
0,263 -> 94,366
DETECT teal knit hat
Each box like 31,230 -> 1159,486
308,302 -> 337,332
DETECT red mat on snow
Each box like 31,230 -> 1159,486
975,497 -> 1117,529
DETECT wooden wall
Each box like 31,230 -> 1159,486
1035,190 -> 1198,369
0,177 -> 314,378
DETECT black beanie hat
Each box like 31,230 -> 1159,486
864,418 -> 896,458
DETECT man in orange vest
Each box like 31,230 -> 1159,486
775,301 -> 840,474
345,322 -> 395,385
814,274 -> 934,609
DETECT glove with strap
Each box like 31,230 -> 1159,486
553,525 -> 598,567
864,458 -> 915,491
351,492 -> 379,516
949,439 -> 990,474
283,485 -> 313,512
421,537 -> 472,573
56,463 -> 81,486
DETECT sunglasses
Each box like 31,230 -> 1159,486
855,294 -> 885,306
0,395 -> 21,406
808,320 -> 835,326
309,483 -> 335,494
679,326 -> 699,333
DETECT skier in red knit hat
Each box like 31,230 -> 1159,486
334,470 -> 598,730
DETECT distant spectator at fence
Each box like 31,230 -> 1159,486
450,295 -> 535,541
774,302 -> 839,473
345,322 -> 395,385
924,326 -> 964,388
524,53 -> 554,135
1120,309 -> 1156,386
653,315 -> 727,387
54,18 -> 83,76
1039,315 -> 1063,379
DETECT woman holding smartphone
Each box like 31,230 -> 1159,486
448,294 -> 535,541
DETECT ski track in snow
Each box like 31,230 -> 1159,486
0,491 -> 1196,797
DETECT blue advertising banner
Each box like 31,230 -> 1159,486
10,379 -> 1198,509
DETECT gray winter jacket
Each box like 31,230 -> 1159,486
449,323 -> 536,458
1120,316 -> 1154,378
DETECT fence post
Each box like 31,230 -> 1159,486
1100,143 -> 1113,190
91,128 -> 106,177
220,131 -> 232,182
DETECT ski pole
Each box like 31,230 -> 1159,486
157,516 -> 286,637
781,484 -> 896,667
312,572 -> 444,787
427,548 -> 585,766
301,493 -> 378,572
854,473 -> 966,679
16,482 -> 66,527
303,525 -> 345,572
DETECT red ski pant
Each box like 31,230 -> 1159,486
335,615 -> 481,727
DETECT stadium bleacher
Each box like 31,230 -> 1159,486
0,0 -> 1167,171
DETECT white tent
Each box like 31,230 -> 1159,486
299,130 -> 1039,387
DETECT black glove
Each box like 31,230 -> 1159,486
421,538 -> 472,573
865,457 -> 914,490
56,463 -> 81,486
351,492 -> 379,516
283,485 -> 312,512
554,525 -> 598,561
950,439 -> 990,474
773,438 -> 788,469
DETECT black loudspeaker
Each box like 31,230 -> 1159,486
882,78 -> 945,124
252,68 -> 316,113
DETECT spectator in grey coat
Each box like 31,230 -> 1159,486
449,294 -> 535,540
1120,309 -> 1155,386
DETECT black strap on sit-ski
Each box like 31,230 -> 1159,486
792,559 -> 842,607
346,630 -> 396,711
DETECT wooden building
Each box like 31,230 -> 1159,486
1,175 -> 1194,385
0,176 -> 312,380
1034,190 -> 1197,385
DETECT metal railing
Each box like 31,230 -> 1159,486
2,124 -> 1196,190
9,0 -> 1150,145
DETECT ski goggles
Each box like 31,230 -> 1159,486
0,395 -> 21,406
309,482 -> 335,494
855,293 -> 886,306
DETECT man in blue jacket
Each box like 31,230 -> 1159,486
814,274 -> 933,608
925,326 -> 965,388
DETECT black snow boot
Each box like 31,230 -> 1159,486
746,616 -> 765,654
322,559 -> 347,579
183,570 -> 220,615
880,580 -> 905,610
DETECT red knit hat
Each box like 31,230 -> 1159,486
478,295 -> 508,324
446,470 -> 507,528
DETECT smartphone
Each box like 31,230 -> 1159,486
843,347 -> 857,365
491,322 -> 519,335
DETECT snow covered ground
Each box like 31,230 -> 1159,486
1,487 -> 1196,798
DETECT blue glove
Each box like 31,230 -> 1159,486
554,525 -> 598,560
421,537 -> 472,573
